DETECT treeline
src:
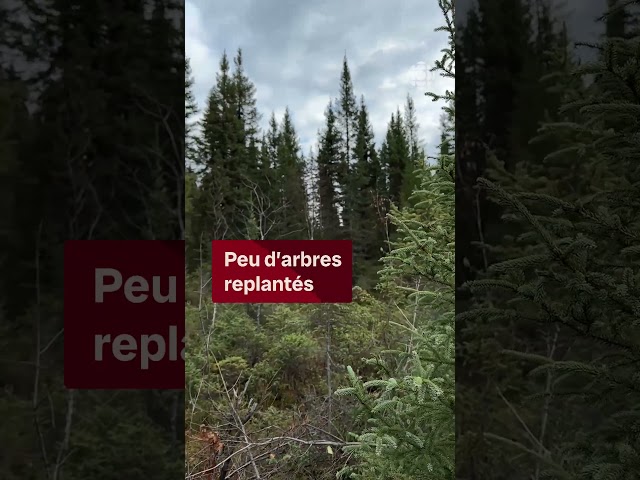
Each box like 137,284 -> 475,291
185,50 -> 427,286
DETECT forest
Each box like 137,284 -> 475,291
1,0 -> 638,478
1,1 -> 185,479
184,1 -> 454,478
456,0 -> 640,478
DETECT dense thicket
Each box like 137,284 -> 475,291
184,1 -> 454,478
456,0 -> 640,478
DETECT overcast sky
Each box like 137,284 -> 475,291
186,0 -> 452,156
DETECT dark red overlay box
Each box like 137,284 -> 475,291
211,240 -> 352,303
64,240 -> 184,389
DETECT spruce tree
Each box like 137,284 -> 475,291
197,52 -> 236,240
351,96 -> 384,287
380,111 -> 411,208
335,2 -> 455,477
196,50 -> 261,241
247,113 -> 278,240
274,108 -> 309,239
402,95 -> 425,205
335,55 -> 359,231
316,101 -> 342,239
231,48 -> 261,157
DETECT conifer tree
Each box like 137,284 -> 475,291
1,2 -> 185,478
335,56 -> 359,230
336,2 -> 455,477
250,113 -> 281,240
316,101 -> 342,239
402,95 -> 425,205
232,48 -> 261,155
197,52 -> 235,240
262,112 -> 280,176
380,111 -> 411,208
459,1 -> 640,478
196,50 -> 261,241
351,97 -> 384,286
274,108 -> 308,239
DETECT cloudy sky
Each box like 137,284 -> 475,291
186,0 -> 452,156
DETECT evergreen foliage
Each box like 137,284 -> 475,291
315,100 -> 344,242
184,3 -> 451,478
334,1 -> 455,478
457,0 -> 640,478
1,1 -> 184,478
186,48 -> 428,286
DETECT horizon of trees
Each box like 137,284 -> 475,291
185,49 -> 431,287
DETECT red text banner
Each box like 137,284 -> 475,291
64,240 -> 185,389
211,240 -> 352,303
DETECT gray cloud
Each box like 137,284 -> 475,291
186,0 -> 452,156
